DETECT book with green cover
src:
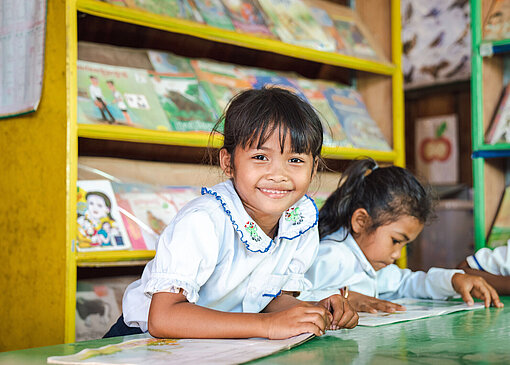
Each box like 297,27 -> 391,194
194,0 -> 235,30
77,60 -> 170,131
150,72 -> 217,132
133,0 -> 204,21
147,50 -> 195,74
221,0 -> 273,37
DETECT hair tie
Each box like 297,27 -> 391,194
372,163 -> 379,171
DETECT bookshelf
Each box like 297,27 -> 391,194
471,0 -> 510,252
0,0 -> 404,350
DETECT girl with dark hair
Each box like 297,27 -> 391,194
300,158 -> 503,312
105,87 -> 358,339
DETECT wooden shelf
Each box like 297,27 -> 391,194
77,249 -> 155,265
76,0 -> 396,76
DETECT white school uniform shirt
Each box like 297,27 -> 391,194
298,228 -> 464,302
123,179 -> 319,332
89,84 -> 104,100
113,90 -> 127,110
467,244 -> 510,275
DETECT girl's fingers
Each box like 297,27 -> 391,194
297,313 -> 327,333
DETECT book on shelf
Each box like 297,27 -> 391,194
113,182 -> 201,250
251,75 -> 310,103
131,0 -> 204,22
221,0 -> 273,37
487,184 -> 510,248
149,72 -> 217,132
415,114 -> 459,185
483,0 -> 510,41
322,86 -> 391,151
295,78 -> 351,148
191,59 -> 253,117
193,0 -> 236,30
75,276 -> 139,341
147,50 -> 195,74
77,60 -> 171,130
307,3 -> 349,55
76,180 -> 132,252
486,83 -> 510,144
257,0 -> 336,52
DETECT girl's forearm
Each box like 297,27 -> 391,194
148,297 -> 268,339
262,293 -> 303,313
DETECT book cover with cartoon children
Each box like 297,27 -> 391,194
220,0 -> 273,37
76,180 -> 132,252
257,0 -> 336,52
149,71 -> 217,132
322,86 -> 391,151
113,183 -> 201,250
77,60 -> 171,131
193,0 -> 235,30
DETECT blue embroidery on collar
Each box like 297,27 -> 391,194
201,186 -> 273,254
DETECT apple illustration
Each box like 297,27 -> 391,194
420,121 -> 451,162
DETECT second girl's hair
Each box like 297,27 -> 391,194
318,158 -> 434,239
210,87 -> 324,169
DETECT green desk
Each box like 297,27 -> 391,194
2,298 -> 510,365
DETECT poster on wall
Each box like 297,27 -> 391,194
0,1 -> 47,119
415,114 -> 458,185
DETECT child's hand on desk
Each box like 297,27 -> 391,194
263,304 -> 332,339
347,291 -> 406,313
316,294 -> 359,330
451,273 -> 504,308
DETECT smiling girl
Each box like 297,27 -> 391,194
104,87 -> 358,339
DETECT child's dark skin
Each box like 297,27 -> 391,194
457,260 -> 510,295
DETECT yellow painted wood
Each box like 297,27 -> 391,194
0,0 -> 69,351
65,0 -> 79,344
76,0 -> 396,75
77,250 -> 155,264
322,146 -> 397,162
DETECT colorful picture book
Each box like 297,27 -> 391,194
331,14 -> 378,59
77,60 -> 170,130
193,0 -> 235,30
308,5 -> 348,55
296,78 -> 351,148
113,183 -> 201,250
357,298 -> 484,327
487,185 -> 510,248
149,72 -> 217,132
221,0 -> 273,37
147,50 -> 195,74
76,180 -> 132,252
415,114 -> 458,184
257,0 -> 336,52
483,0 -> 510,41
48,333 -> 313,364
323,87 -> 391,151
133,0 -> 204,22
486,83 -> 510,144
251,75 -> 310,103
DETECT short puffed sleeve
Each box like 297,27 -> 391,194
144,206 -> 222,303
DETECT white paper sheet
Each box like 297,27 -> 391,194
357,298 -> 484,327
47,333 -> 314,365
0,1 -> 46,118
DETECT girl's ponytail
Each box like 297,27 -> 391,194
319,157 -> 434,240
319,158 -> 377,239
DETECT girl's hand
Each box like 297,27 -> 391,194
316,294 -> 359,330
262,304 -> 332,339
347,291 -> 406,314
451,273 -> 504,308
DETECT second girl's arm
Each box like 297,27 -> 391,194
148,290 -> 331,339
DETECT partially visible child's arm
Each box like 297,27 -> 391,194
451,273 -> 504,308
148,290 -> 332,340
346,291 -> 406,313
457,260 -> 510,295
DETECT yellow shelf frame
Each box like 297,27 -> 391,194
76,0 -> 396,76
77,250 -> 155,264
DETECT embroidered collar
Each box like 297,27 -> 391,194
202,180 -> 318,254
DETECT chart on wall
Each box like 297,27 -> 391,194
0,1 -> 47,119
